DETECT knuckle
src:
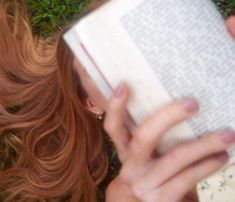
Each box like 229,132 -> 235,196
162,101 -> 184,116
133,128 -> 152,146
108,101 -> 118,111
132,184 -> 162,202
167,141 -> 198,163
106,99 -> 119,115
163,99 -> 197,118
109,95 -> 124,111
192,133 -> 223,156
119,168 -> 131,185
119,166 -> 135,185
206,132 -> 226,149
103,118 -> 117,134
133,130 -> 144,145
168,146 -> 185,162
131,180 -> 155,201
131,181 -> 146,200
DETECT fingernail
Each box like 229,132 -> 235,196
114,83 -> 126,97
214,152 -> 228,163
182,98 -> 199,113
220,131 -> 235,145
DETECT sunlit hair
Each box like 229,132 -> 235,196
0,1 -> 108,201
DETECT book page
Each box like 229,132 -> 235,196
119,0 -> 235,159
65,0 -> 235,161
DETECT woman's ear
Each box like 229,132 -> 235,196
85,98 -> 104,115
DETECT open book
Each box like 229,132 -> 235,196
64,0 -> 235,163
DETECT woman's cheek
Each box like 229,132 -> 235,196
82,78 -> 108,111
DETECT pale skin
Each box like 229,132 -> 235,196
73,17 -> 235,202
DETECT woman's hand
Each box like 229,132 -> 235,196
105,17 -> 235,202
104,83 -> 235,202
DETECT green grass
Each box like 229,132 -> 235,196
214,0 -> 235,17
26,0 -> 91,37
24,0 -> 235,37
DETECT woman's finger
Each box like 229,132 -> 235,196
226,16 -> 235,38
137,131 -> 235,188
127,98 -> 199,165
104,83 -> 131,161
159,152 -> 229,202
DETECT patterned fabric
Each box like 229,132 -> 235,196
197,163 -> 235,202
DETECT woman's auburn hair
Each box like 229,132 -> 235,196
0,1 -> 108,201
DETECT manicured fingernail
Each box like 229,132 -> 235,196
220,131 -> 235,145
114,83 -> 126,97
182,98 -> 199,113
214,152 -> 228,163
